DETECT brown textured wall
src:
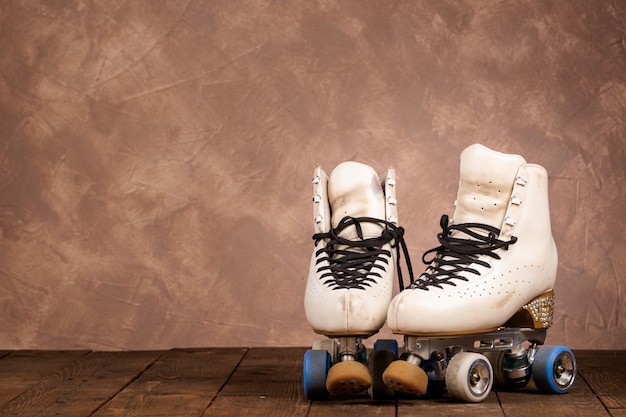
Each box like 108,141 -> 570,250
0,1 -> 624,350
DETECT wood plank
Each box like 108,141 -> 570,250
398,391 -> 504,417
33,351 -> 162,417
114,348 -> 249,396
495,368 -> 612,417
600,396 -> 626,410
308,397 -> 396,417
497,392 -> 610,416
0,350 -> 91,406
575,350 -> 626,410
94,394 -> 211,417
204,347 -> 311,416
0,351 -> 161,417
93,348 -> 247,417
218,347 -> 306,399
203,394 -> 310,417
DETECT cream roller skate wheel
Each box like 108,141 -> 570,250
446,352 -> 493,402
382,360 -> 428,395
325,361 -> 372,395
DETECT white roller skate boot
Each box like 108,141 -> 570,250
383,144 -> 575,402
303,162 -> 413,399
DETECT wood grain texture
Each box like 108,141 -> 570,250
92,348 -> 246,416
0,348 -> 621,417
576,350 -> 626,410
0,350 -> 91,406
308,399 -> 396,417
0,351 -> 161,417
218,347 -> 306,398
204,395 -> 311,417
0,1 -> 625,351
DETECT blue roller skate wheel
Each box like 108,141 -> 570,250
369,349 -> 396,400
532,345 -> 576,394
303,349 -> 331,400
417,359 -> 446,399
373,339 -> 399,359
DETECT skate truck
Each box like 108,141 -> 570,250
302,145 -> 577,402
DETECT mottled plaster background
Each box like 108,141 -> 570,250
0,1 -> 625,350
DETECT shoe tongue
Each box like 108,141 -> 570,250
327,161 -> 385,239
452,144 -> 526,230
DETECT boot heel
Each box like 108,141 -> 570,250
506,290 -> 555,329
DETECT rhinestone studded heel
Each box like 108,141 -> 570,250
506,290 -> 555,329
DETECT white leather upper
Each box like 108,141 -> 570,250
388,144 -> 558,335
305,162 -> 397,336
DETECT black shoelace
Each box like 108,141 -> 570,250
410,214 -> 518,290
313,216 -> 414,291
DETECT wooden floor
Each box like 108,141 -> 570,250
0,348 -> 624,416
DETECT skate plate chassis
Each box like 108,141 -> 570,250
403,327 -> 547,359
303,327 -> 577,402
385,327 -> 577,402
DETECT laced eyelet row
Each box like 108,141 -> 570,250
410,214 -> 518,291
313,216 -> 414,291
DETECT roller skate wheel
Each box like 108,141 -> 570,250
373,339 -> 399,358
419,359 -> 447,398
369,349 -> 396,400
326,360 -> 372,395
312,339 -> 338,362
382,360 -> 428,395
446,352 -> 493,403
483,350 -> 519,391
303,350 -> 331,400
532,345 -> 576,394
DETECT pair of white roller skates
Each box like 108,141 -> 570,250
303,144 -> 576,402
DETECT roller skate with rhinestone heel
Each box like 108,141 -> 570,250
303,162 -> 412,400
383,144 -> 576,402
